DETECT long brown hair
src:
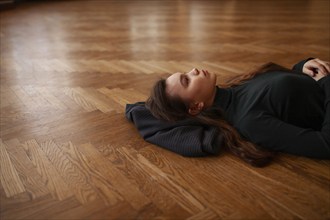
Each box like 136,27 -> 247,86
146,62 -> 291,167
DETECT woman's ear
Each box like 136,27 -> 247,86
188,102 -> 204,116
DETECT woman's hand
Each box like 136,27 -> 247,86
303,58 -> 330,81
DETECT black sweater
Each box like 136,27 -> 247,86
213,60 -> 330,158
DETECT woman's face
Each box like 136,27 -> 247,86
166,68 -> 217,108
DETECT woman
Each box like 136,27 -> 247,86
145,58 -> 330,167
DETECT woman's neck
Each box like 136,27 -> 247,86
205,86 -> 217,108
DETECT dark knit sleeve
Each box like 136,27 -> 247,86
125,103 -> 223,157
292,58 -> 314,73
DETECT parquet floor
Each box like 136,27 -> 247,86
1,0 -> 329,219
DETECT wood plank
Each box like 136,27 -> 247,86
3,139 -> 49,199
21,139 -> 73,201
196,153 -> 327,219
138,146 -> 274,219
1,194 -> 80,220
117,146 -> 205,215
51,200 -> 137,220
57,141 -> 122,206
63,87 -> 97,112
108,146 -> 191,219
98,87 -> 147,107
0,86 -> 22,108
71,87 -> 115,113
0,139 -> 25,197
35,87 -> 68,110
77,142 -> 151,210
10,86 -> 38,111
21,85 -> 53,109
39,140 -> 100,204
187,208 -> 219,220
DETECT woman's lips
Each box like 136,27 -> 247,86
202,69 -> 208,77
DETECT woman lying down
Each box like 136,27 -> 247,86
125,58 -> 330,167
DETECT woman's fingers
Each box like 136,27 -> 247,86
314,59 -> 330,74
314,71 -> 327,81
304,68 -> 316,77
303,58 -> 330,79
315,59 -> 330,74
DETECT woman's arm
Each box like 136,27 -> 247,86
126,103 -> 223,157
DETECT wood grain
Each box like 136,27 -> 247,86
39,140 -> 99,204
0,139 -> 25,197
21,139 -> 73,201
1,0 -> 329,219
4,139 -> 49,199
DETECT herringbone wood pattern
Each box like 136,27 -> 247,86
1,0 -> 329,219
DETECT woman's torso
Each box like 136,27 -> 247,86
214,71 -> 325,131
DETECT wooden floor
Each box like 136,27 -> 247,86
1,0 -> 329,219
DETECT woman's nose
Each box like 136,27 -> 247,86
189,68 -> 199,75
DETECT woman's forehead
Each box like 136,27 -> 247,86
166,72 -> 183,96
